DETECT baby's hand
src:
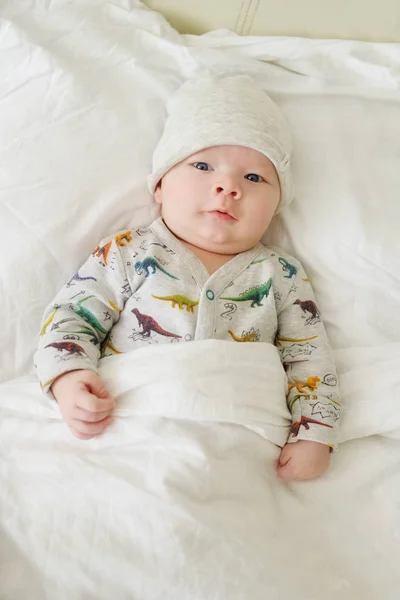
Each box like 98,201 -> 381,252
51,369 -> 116,440
276,440 -> 331,482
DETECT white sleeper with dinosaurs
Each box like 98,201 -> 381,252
35,217 -> 341,449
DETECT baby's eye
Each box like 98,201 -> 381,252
193,162 -> 211,171
245,173 -> 264,183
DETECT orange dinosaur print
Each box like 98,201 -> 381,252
288,376 -> 320,393
115,231 -> 132,246
93,231 -> 133,266
93,240 -> 112,265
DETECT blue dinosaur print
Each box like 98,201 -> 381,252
279,257 -> 297,279
135,257 -> 179,280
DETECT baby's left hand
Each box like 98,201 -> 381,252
277,440 -> 331,482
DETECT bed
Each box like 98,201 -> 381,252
1,1 -> 400,598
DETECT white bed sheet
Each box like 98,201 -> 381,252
1,341 -> 400,600
0,1 -> 400,597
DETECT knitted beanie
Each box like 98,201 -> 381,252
148,74 -> 294,213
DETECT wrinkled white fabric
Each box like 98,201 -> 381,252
1,340 -> 400,600
148,74 -> 294,211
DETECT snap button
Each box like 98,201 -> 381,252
206,289 -> 215,300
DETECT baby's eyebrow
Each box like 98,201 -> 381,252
246,165 -> 273,175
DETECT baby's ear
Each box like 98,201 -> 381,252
154,181 -> 162,204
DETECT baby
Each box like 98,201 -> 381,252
35,74 -> 341,482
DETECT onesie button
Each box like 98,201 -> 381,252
206,289 -> 215,301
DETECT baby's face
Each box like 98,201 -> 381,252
154,145 -> 280,255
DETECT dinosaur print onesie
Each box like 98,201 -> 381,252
35,217 -> 341,449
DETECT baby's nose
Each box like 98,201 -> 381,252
214,178 -> 241,198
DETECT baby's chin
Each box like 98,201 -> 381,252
200,227 -> 261,254
163,216 -> 260,255
185,233 -> 258,256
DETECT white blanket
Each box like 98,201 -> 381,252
1,340 -> 399,600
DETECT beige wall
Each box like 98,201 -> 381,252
144,0 -> 400,42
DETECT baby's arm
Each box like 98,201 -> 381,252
35,234 -> 133,437
275,259 -> 341,481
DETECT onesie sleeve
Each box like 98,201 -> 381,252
275,259 -> 341,450
34,232 -> 133,394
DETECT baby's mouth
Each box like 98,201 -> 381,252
208,210 -> 236,221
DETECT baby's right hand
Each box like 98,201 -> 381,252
51,369 -> 116,440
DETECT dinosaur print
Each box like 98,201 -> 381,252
92,231 -> 133,266
45,341 -> 87,357
135,257 -> 179,280
68,271 -> 97,285
40,307 -> 58,335
247,257 -> 268,268
102,338 -> 122,354
76,296 -> 108,335
279,257 -> 297,279
228,328 -> 260,342
288,376 -> 320,393
290,415 -> 334,438
132,308 -> 182,339
93,240 -> 112,265
221,278 -> 272,308
152,294 -> 199,313
275,335 -> 318,347
288,394 -> 318,411
108,300 -> 122,312
115,231 -> 132,246
293,299 -> 321,325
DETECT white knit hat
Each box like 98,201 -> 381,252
148,74 -> 294,213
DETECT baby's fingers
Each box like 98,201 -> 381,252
73,407 -> 113,423
277,460 -> 296,482
76,391 -> 116,413
69,415 -> 113,440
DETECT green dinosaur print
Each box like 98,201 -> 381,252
135,257 -> 179,280
76,296 -> 108,334
247,257 -> 268,268
152,294 -> 199,313
220,278 -> 272,308
279,257 -> 297,279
